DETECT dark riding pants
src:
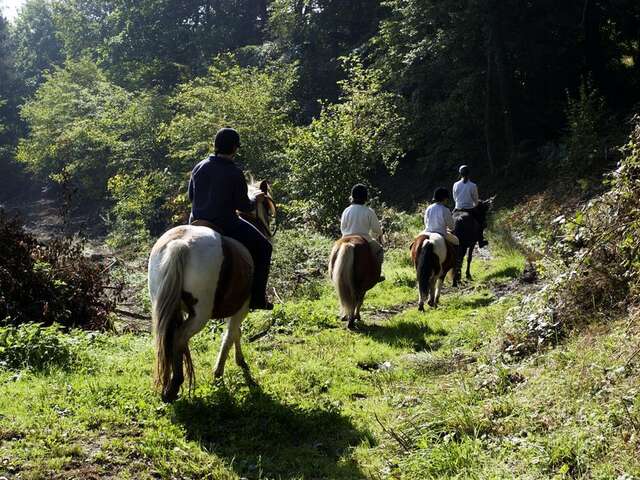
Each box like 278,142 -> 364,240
224,218 -> 272,305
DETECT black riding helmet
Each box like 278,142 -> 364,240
432,187 -> 450,202
351,184 -> 368,204
214,127 -> 241,154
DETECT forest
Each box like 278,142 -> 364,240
2,1 -> 640,479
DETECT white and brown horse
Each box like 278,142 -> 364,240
410,233 -> 455,310
328,235 -> 380,330
148,180 -> 275,402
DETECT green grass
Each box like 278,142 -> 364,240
1,226 -> 639,479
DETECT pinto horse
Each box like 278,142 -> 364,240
148,180 -> 276,402
452,198 -> 493,287
410,233 -> 455,310
329,236 -> 381,330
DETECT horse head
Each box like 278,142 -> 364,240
245,179 -> 277,239
475,195 -> 495,219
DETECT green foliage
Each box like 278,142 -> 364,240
12,0 -> 63,95
0,323 -> 77,371
17,59 -> 168,202
564,79 -> 611,174
164,56 -> 297,178
286,59 -> 406,231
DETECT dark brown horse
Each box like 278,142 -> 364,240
328,235 -> 380,330
452,198 -> 493,287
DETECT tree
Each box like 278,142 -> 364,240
17,59 -> 168,201
12,0 -> 63,96
286,59 -> 405,231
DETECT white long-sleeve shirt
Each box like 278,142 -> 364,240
453,179 -> 479,210
340,204 -> 383,241
424,203 -> 454,236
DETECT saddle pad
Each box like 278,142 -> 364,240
211,237 -> 253,319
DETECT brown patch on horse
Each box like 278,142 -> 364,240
150,226 -> 190,257
211,237 -> 253,319
410,234 -> 430,266
335,235 -> 380,293
181,290 -> 197,317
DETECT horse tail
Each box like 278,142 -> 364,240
417,241 -> 439,295
332,242 -> 357,318
152,239 -> 189,394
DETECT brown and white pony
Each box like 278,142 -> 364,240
328,235 -> 380,330
148,180 -> 275,402
410,233 -> 455,311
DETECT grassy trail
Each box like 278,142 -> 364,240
1,240 -> 639,479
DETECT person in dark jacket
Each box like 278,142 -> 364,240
188,128 -> 273,310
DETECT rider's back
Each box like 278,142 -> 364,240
453,179 -> 478,210
188,155 -> 252,227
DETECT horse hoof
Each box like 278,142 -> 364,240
418,303 -> 424,312
236,359 -> 249,370
162,386 -> 180,403
214,369 -> 224,380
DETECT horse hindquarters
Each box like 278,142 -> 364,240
149,227 -> 221,402
331,243 -> 358,327
417,242 -> 440,309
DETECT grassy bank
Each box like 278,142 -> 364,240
1,225 -> 639,479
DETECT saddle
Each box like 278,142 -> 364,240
331,235 -> 380,293
190,220 -> 253,319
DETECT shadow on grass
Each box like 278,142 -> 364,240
172,381 -> 370,479
483,265 -> 521,282
453,295 -> 495,309
359,319 -> 448,350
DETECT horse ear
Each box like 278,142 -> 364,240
259,180 -> 270,194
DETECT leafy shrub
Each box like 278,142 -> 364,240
502,117 -> 640,356
0,210 -> 120,329
17,59 -> 168,203
163,55 -> 297,178
0,323 -> 77,371
285,58 -> 406,232
564,79 -> 611,174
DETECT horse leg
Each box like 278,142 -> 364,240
214,317 -> 236,379
232,301 -> 250,370
163,301 -> 210,402
427,277 -> 436,308
453,245 -> 462,287
466,245 -> 474,280
434,277 -> 444,307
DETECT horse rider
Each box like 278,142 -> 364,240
424,187 -> 460,247
340,184 -> 385,282
453,165 -> 488,248
188,127 -> 273,310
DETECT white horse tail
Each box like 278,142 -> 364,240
332,242 -> 356,318
152,239 -> 189,394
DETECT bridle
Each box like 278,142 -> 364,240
239,194 -> 278,240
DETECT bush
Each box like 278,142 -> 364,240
285,58 -> 406,232
0,323 -> 77,371
0,210 -> 120,329
502,117 -> 640,356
